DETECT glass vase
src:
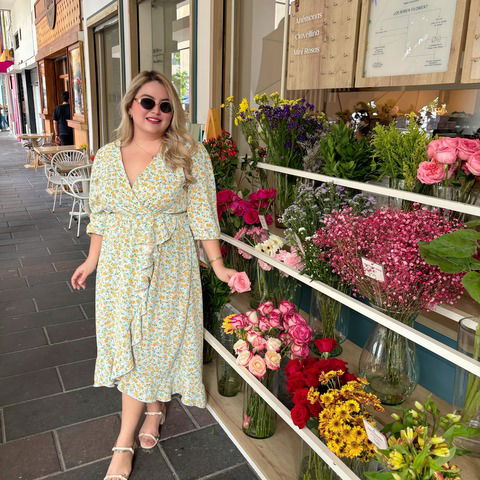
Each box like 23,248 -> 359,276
242,370 -> 279,439
203,341 -> 214,364
359,307 -> 419,405
309,290 -> 348,357
453,317 -> 480,456
216,355 -> 243,397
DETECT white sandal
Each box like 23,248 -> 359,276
104,446 -> 135,480
138,410 -> 166,449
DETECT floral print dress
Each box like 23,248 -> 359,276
86,141 -> 220,407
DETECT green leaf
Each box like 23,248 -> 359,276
413,446 -> 430,470
419,230 -> 480,259
466,219 -> 480,227
463,272 -> 480,304
419,244 -> 472,273
364,472 -> 394,480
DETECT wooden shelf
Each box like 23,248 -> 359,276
204,361 -> 302,480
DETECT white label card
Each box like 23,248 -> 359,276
363,419 -> 388,450
259,215 -> 269,231
362,258 -> 385,282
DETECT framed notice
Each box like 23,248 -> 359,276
68,44 -> 86,119
355,0 -> 468,87
287,0 -> 361,90
461,0 -> 480,83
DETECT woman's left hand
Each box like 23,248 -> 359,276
212,264 -> 237,283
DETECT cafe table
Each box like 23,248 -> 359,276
17,133 -> 53,168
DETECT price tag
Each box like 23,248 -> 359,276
293,232 -> 305,256
362,258 -> 385,282
363,419 -> 388,450
259,214 -> 269,231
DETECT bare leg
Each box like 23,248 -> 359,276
138,400 -> 167,447
105,392 -> 144,478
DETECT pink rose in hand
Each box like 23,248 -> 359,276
228,272 -> 251,293
457,138 -> 480,161
236,349 -> 253,367
466,152 -> 480,176
417,161 -> 446,184
248,355 -> 267,378
264,350 -> 281,370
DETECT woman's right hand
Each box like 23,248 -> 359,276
71,260 -> 96,290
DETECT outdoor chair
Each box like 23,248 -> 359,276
61,175 -> 91,237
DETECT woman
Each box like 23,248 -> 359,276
71,71 -> 235,480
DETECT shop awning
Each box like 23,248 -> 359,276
0,61 -> 13,73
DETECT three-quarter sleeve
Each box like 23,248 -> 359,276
86,148 -> 108,236
187,145 -> 221,240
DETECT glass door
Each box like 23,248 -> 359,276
94,17 -> 121,144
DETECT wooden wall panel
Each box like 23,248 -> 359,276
461,0 -> 480,83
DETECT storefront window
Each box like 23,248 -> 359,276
94,18 -> 121,144
138,0 -> 191,113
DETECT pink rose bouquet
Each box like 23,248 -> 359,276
227,271 -> 251,294
418,138 -> 480,204
223,300 -> 312,438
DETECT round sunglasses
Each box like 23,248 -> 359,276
134,97 -> 173,114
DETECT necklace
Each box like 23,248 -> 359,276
133,139 -> 161,159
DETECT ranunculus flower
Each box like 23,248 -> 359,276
314,338 -> 337,354
457,138 -> 480,161
258,301 -> 274,315
236,349 -> 253,367
264,350 -> 281,370
248,355 -> 267,378
268,309 -> 283,328
245,310 -> 259,324
417,161 -> 446,184
290,342 -> 309,359
266,337 -> 282,352
279,300 -> 296,315
233,339 -> 249,354
289,323 -> 313,345
228,271 -> 251,293
291,403 -> 310,428
230,314 -> 247,329
243,208 -> 259,224
466,152 -> 480,176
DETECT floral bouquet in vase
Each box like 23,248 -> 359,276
417,137 -> 480,209
313,207 -> 465,405
222,300 -> 312,438
285,340 -> 384,480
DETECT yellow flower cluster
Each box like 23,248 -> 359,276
316,379 -> 383,461
222,314 -> 235,335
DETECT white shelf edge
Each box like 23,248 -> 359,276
220,233 -> 480,378
205,402 -> 268,480
432,304 -> 470,323
256,162 -> 480,217
204,330 -> 363,480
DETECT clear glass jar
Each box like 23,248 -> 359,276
453,317 -> 480,456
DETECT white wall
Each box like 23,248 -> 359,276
83,0 -> 115,20
10,0 -> 36,68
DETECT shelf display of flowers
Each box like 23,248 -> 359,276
281,182 -> 376,352
222,301 -> 312,439
286,339 -> 384,480
312,207 -> 465,405
223,93 -> 325,220
234,229 -> 303,307
203,131 -> 239,192
417,138 -> 480,204
365,397 -> 480,480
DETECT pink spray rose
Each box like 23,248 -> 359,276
457,138 -> 480,161
466,152 -> 480,176
248,355 -> 267,378
289,323 -> 313,345
417,161 -> 446,184
264,350 -> 281,370
236,349 -> 253,367
228,271 -> 251,293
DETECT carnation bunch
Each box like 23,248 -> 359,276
222,300 -> 312,379
365,397 -> 480,480
286,354 -> 384,462
417,138 -> 480,203
312,207 -> 465,316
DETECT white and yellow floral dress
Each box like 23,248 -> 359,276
86,141 -> 220,407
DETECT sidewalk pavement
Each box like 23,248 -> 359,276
0,132 -> 258,480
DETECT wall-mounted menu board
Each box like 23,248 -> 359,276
355,0 -> 468,87
287,0 -> 361,90
461,0 -> 480,83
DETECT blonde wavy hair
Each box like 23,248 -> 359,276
115,70 -> 197,184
